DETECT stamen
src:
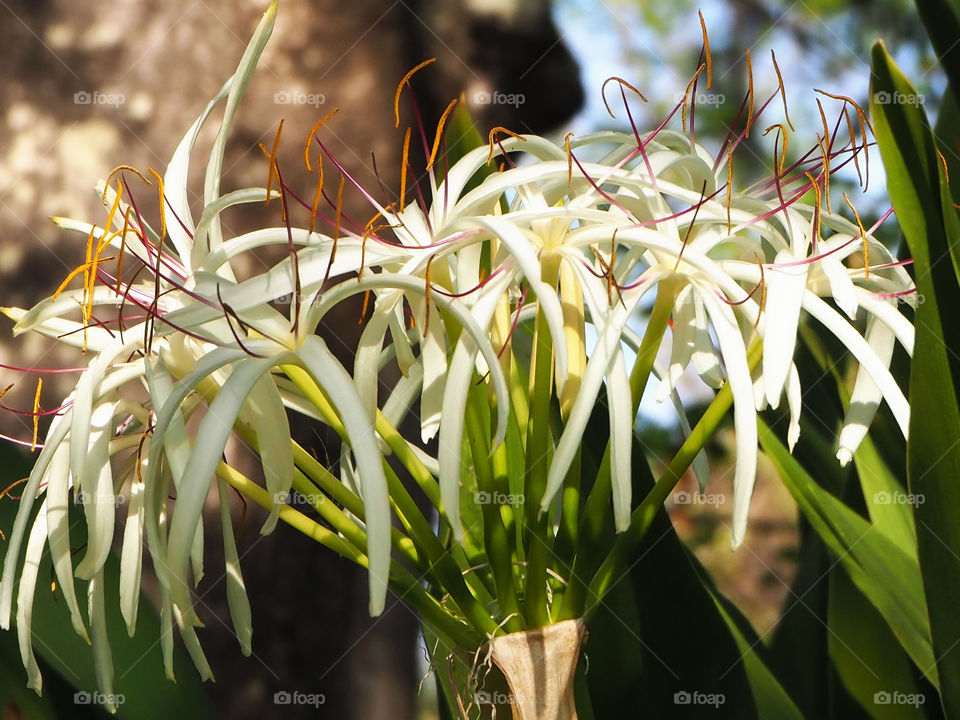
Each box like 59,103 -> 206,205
745,49 -> 755,138
770,51 -> 794,131
601,77 -> 647,118
763,124 -> 790,174
843,107 -> 864,190
303,109 -> 340,171
805,171 -> 822,251
565,132 -> 575,186
426,98 -> 458,171
399,126 -> 412,210
103,165 -> 150,203
424,255 -> 434,336
394,58 -> 437,129
674,180 -> 708,271
487,127 -> 526,164
263,119 -> 285,206
359,289 -> 372,325
815,89 -> 872,191
146,169 -> 168,241
681,64 -> 707,134
31,378 -> 42,452
842,192 -> 870,280
815,99 -> 832,212
117,207 -> 132,296
726,147 -> 734,233
309,153 -> 324,235
322,175 -> 345,287
699,11 -> 712,88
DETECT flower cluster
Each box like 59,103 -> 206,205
0,1 -> 914,707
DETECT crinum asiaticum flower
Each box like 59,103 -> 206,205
0,0 -> 914,707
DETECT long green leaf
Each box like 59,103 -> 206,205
758,418 -> 936,687
872,41 -> 960,717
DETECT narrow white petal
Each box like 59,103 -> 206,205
762,251 -> 808,409
16,501 -> 49,693
217,477 -> 252,655
167,356 -> 286,619
837,318 -> 897,465
697,287 -> 757,548
88,572 -> 118,712
803,293 -> 909,437
297,335 -> 390,615
75,402 -> 118,580
244,374 -> 294,534
119,476 -> 145,636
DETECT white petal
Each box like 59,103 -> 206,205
762,251 -> 808,409
696,287 -> 757,548
837,318 -> 896,465
16,500 -> 49,693
217,477 -> 252,655
119,476 -> 145,636
297,335 -> 390,615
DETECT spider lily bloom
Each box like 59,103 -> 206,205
365,104 -> 914,546
0,4 -> 420,700
0,0 -> 916,707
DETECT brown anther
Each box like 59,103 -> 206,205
487,127 -> 526,164
427,99 -> 458,171
601,77 -> 647,118
699,11 -> 712,89
394,58 -> 437,129
303,109 -> 340,171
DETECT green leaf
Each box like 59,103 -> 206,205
872,40 -> 960,716
828,566 -> 924,720
758,417 -> 936,688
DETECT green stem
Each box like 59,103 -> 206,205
217,461 -> 479,648
583,340 -> 763,615
523,254 -> 561,628
466,382 -> 524,633
558,280 -> 678,620
282,363 -> 498,636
